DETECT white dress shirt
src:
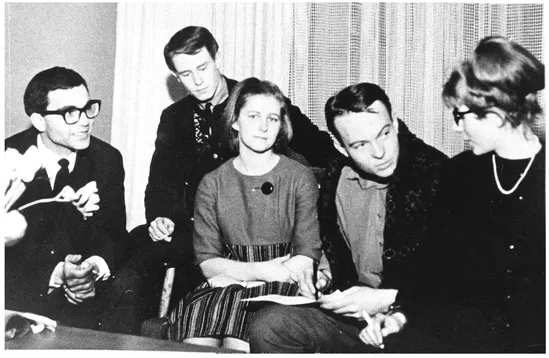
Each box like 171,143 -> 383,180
36,134 -> 77,190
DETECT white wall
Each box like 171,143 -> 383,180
4,2 -> 117,143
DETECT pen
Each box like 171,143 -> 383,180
313,259 -> 319,300
362,310 -> 385,349
362,309 -> 373,325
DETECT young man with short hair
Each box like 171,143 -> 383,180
125,27 -> 341,319
249,82 -> 448,353
5,66 -> 137,334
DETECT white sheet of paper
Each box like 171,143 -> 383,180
241,290 -> 344,306
241,295 -> 316,305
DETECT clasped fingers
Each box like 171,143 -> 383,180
63,285 -> 95,305
65,276 -> 96,293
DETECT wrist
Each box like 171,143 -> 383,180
250,261 -> 264,281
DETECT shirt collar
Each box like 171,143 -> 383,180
195,76 -> 229,111
36,134 -> 77,180
341,165 -> 388,190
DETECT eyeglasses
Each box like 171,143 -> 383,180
40,100 -> 101,125
452,108 -> 476,125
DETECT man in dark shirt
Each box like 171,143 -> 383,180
125,26 -> 341,323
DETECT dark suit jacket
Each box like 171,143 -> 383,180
5,127 -> 130,317
145,76 -> 341,241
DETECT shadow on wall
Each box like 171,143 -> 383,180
166,75 -> 188,102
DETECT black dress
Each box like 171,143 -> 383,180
401,146 -> 545,352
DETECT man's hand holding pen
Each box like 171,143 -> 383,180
359,310 -> 407,350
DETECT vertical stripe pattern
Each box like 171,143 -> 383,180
167,242 -> 300,342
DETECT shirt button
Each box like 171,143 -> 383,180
50,250 -> 55,255
213,153 -> 218,159
505,295 -> 511,300
505,323 -> 511,328
509,245 -> 514,250
190,217 -> 194,221
519,196 -> 523,200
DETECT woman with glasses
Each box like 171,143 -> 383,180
358,36 -> 544,352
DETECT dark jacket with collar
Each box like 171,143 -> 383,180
5,127 -> 130,316
319,119 -> 448,293
145,76 -> 341,240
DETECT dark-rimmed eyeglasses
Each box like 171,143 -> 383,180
40,99 -> 101,125
452,108 -> 476,125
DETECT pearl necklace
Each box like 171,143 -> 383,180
492,153 -> 536,195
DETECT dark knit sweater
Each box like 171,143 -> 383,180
318,119 -> 448,292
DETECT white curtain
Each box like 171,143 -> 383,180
112,2 -> 544,230
291,2 -> 544,156
111,3 -> 295,230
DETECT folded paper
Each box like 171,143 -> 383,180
240,289 -> 343,306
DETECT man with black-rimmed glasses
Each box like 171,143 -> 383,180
5,66 -> 138,334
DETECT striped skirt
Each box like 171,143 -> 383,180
167,243 -> 300,342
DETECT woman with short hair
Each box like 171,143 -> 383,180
359,36 -> 545,353
168,77 -> 322,352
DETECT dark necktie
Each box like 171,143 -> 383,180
53,158 -> 70,195
201,103 -> 213,137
